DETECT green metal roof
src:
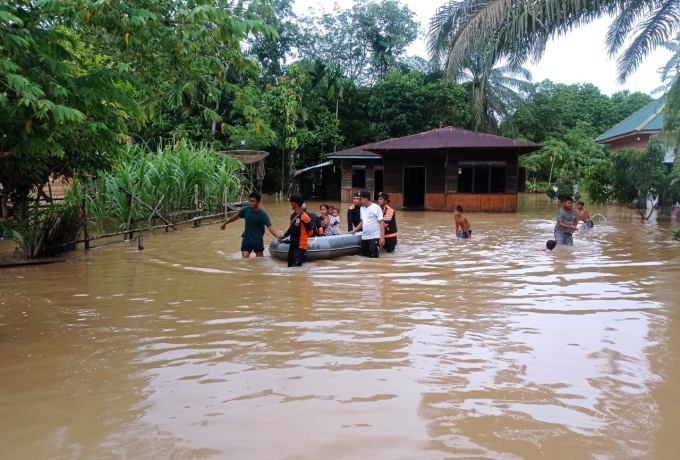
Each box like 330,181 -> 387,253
595,96 -> 665,143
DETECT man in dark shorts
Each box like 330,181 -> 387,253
554,197 -> 578,246
347,193 -> 362,232
378,192 -> 398,252
220,192 -> 282,257
278,193 -> 312,267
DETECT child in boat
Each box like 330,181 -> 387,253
576,201 -> 593,229
320,215 -> 333,236
329,208 -> 341,235
453,206 -> 471,239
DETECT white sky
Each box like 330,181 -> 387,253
292,0 -> 673,96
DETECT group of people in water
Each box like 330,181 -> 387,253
220,190 -> 595,266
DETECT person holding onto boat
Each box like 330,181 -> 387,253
220,192 -> 283,258
378,192 -> 397,252
278,193 -> 312,267
453,206 -> 471,239
347,193 -> 362,232
554,197 -> 578,246
576,201 -> 593,229
349,190 -> 385,258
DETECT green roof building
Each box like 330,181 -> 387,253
595,96 -> 674,164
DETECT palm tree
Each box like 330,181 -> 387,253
322,64 -> 347,121
457,53 -> 532,133
427,0 -> 680,84
653,33 -> 680,94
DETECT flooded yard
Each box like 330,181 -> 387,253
1,195 -> 679,459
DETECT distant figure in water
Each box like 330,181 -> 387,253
453,206 -> 471,239
544,240 -> 557,251
220,192 -> 283,258
576,201 -> 594,229
554,197 -> 578,246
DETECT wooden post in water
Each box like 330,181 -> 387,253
125,183 -> 136,240
82,198 -> 90,250
138,235 -> 144,250
223,189 -> 228,220
193,184 -> 200,227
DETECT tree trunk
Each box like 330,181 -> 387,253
211,95 -> 220,133
287,148 -> 297,197
1,190 -> 8,220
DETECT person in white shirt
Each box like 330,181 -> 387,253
349,190 -> 385,258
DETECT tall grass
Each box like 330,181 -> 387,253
85,140 -> 243,230
4,183 -> 85,258
673,226 -> 680,241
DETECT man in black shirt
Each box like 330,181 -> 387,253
347,193 -> 362,232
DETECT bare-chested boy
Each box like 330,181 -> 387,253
453,206 -> 471,239
576,201 -> 593,229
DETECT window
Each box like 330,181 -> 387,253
474,167 -> 490,193
458,167 -> 473,193
490,167 -> 506,193
352,167 -> 366,188
457,162 -> 507,194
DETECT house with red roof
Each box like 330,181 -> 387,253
326,127 -> 541,212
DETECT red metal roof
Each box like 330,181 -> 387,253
365,127 -> 541,152
326,143 -> 383,159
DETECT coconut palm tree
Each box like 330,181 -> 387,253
458,53 -> 532,133
427,0 -> 680,84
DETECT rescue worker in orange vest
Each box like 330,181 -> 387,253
378,192 -> 397,252
278,194 -> 312,267
347,192 -> 362,232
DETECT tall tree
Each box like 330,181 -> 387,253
427,0 -> 680,84
298,0 -> 418,83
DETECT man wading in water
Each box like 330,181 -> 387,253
278,193 -> 312,267
347,192 -> 362,232
555,197 -> 578,246
349,190 -> 384,258
378,192 -> 397,252
220,192 -> 283,258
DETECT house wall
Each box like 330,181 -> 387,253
608,133 -> 654,153
340,159 -> 380,202
340,149 -> 522,212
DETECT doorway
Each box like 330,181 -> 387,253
374,169 -> 384,201
403,167 -> 425,207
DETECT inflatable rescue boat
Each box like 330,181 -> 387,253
269,232 -> 363,261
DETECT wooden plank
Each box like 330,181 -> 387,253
506,164 -> 519,194
384,155 -> 403,193
389,193 -> 404,209
425,193 -> 447,210
426,154 -> 446,194
445,194 -> 517,212
446,155 -> 459,193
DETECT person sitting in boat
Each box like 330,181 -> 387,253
329,208 -> 341,235
320,215 -> 333,236
378,192 -> 397,252
347,193 -> 362,232
278,194 -> 312,267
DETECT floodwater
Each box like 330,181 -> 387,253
1,195 -> 679,460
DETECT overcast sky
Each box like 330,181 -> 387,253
292,0 -> 672,96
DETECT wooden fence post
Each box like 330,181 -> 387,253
193,184 -> 200,227
82,198 -> 90,250
223,189 -> 228,220
125,183 -> 136,240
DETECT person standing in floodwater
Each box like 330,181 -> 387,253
349,190 -> 384,258
378,192 -> 397,252
453,206 -> 472,239
576,201 -> 593,229
554,197 -> 579,246
347,193 -> 362,232
278,194 -> 312,267
220,192 -> 283,258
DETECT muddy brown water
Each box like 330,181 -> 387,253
1,195 -> 679,459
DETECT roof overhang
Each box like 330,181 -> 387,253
594,130 -> 661,144
326,155 -> 382,160
293,160 -> 334,177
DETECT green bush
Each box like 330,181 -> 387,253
546,182 -> 580,201
672,226 -> 680,241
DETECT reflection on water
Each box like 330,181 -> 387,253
1,195 -> 679,459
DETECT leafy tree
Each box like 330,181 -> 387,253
0,0 -> 277,219
456,53 -> 532,133
298,0 -> 418,84
248,0 -> 300,79
427,0 -> 680,84
584,138 -> 671,219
